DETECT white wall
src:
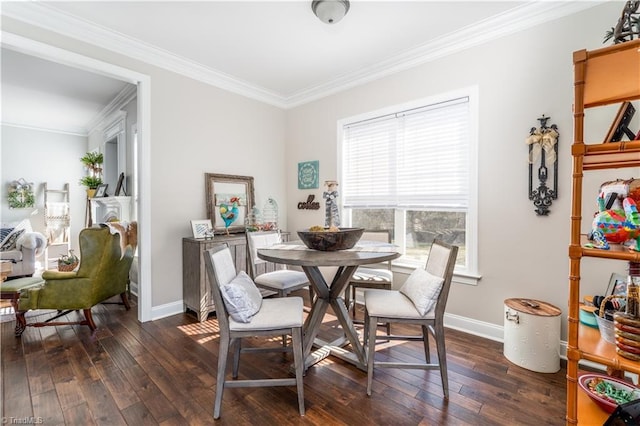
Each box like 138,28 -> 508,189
1,125 -> 87,251
286,2 -> 633,339
1,15 -> 288,311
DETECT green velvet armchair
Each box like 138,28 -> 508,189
15,225 -> 134,337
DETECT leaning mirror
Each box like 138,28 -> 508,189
205,173 -> 255,235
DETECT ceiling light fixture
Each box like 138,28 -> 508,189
311,0 -> 350,25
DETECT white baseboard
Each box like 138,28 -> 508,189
151,300 -> 184,321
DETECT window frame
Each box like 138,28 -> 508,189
337,86 -> 480,285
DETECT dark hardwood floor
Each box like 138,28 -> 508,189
1,290 -> 567,425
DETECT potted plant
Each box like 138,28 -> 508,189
80,152 -> 104,197
80,152 -> 103,175
57,249 -> 79,272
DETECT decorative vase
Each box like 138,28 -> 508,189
87,189 -> 96,198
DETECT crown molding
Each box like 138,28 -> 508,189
284,1 -> 605,107
1,121 -> 88,137
87,84 -> 137,134
1,2 -> 289,108
2,1 -> 604,109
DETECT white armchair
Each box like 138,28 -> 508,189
0,220 -> 46,278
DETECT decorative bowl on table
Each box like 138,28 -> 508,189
297,227 -> 364,251
578,373 -> 640,413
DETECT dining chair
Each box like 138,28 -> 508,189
246,230 -> 313,301
364,239 -> 458,398
344,230 -> 393,335
204,244 -> 305,419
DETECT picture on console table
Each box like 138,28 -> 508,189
191,219 -> 214,239
205,173 -> 255,234
94,184 -> 108,198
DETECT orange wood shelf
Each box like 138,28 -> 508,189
567,39 -> 640,425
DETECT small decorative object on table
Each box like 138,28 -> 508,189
191,219 -> 214,239
262,197 -> 279,230
57,250 -> 79,271
244,207 -> 263,232
323,180 -> 340,226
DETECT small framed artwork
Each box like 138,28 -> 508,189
298,160 -> 319,189
94,184 -> 108,198
606,272 -> 627,296
191,219 -> 214,239
114,172 -> 126,196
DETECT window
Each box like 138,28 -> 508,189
340,88 -> 478,281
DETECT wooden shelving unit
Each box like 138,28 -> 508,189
567,39 -> 640,425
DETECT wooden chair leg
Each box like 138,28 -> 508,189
366,313 -> 378,396
83,309 -> 97,332
291,327 -> 305,416
433,323 -> 449,399
214,336 -> 230,419
120,292 -> 131,310
421,325 -> 431,363
15,310 -> 27,337
232,338 -> 241,379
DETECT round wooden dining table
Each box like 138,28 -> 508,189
258,242 -> 400,371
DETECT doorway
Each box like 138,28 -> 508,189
2,32 -> 152,322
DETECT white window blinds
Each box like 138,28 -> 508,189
342,97 -> 470,211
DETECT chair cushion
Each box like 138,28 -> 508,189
399,268 -> 444,315
351,267 -> 393,283
220,271 -> 263,323
1,276 -> 44,293
230,296 -> 304,331
254,270 -> 308,291
365,288 -> 434,319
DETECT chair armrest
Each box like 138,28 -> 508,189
41,270 -> 79,280
19,276 -> 93,310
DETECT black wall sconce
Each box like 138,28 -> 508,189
526,115 -> 558,216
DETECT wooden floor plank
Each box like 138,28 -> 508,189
2,294 -> 569,425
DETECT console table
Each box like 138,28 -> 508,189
182,234 -> 248,321
182,232 -> 292,322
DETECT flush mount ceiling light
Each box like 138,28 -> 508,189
311,0 -> 350,24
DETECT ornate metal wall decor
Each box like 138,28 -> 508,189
526,115 -> 558,216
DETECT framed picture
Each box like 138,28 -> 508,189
191,219 -> 214,239
298,160 -> 319,189
114,172 -> 126,196
205,173 -> 254,234
94,184 -> 108,198
606,272 -> 628,297
604,101 -> 636,142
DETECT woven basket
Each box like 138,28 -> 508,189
595,295 -> 626,344
58,261 -> 78,272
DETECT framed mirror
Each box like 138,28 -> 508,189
205,173 -> 254,234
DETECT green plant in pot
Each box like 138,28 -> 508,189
80,152 -> 104,175
80,152 -> 104,197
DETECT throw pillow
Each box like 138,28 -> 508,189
399,268 -> 445,316
0,229 -> 25,252
0,228 -> 14,245
220,271 -> 263,323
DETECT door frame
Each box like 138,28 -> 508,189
2,31 -> 153,322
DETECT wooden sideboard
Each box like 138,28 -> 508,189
182,232 -> 292,322
182,234 -> 248,322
